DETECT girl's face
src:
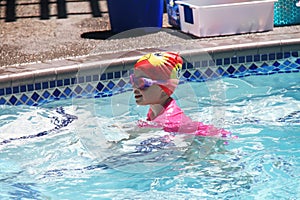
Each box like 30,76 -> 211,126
132,70 -> 166,105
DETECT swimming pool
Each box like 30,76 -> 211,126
1,62 -> 299,199
1,44 -> 300,199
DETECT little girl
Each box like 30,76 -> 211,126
130,52 -> 231,137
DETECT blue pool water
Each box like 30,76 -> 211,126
0,72 -> 299,199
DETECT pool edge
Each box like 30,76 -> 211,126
1,38 -> 300,87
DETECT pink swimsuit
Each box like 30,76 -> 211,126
138,99 -> 231,137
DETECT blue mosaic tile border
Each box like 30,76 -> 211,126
0,50 -> 299,106
183,51 -> 300,81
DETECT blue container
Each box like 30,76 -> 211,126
166,0 -> 180,28
107,0 -> 164,33
274,0 -> 300,26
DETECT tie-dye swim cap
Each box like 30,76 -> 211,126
134,52 -> 183,96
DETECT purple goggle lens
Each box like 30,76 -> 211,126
130,74 -> 165,90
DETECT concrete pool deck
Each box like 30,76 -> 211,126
1,0 -> 300,87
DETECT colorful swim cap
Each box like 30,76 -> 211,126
134,52 -> 183,96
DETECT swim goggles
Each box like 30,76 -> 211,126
129,74 -> 167,90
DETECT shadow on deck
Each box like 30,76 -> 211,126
0,0 -> 107,22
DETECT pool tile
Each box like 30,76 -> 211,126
209,60 -> 215,66
269,53 -> 276,60
86,76 -> 92,83
78,76 -> 85,84
57,80 -> 63,87
49,81 -> 56,88
20,94 -> 29,103
216,59 -> 222,65
9,96 -> 17,105
74,86 -> 83,94
42,82 -> 49,89
277,52 -> 283,59
224,58 -> 230,65
0,97 -> 6,104
227,66 -> 236,74
96,82 -> 104,91
114,71 -> 121,79
231,57 -> 237,64
283,60 -> 291,66
107,81 -> 115,89
35,83 -> 42,90
292,51 -> 299,57
193,70 -> 201,78
53,89 -> 61,98
63,87 -> 72,96
100,74 -> 106,81
42,91 -> 51,99
13,86 -> 19,94
92,75 -> 99,82
238,65 -> 247,72
85,84 -> 94,93
107,73 -> 113,79
183,71 -> 192,79
249,64 -> 258,70
6,88 -> 12,95
193,61 -> 200,68
261,54 -> 268,61
246,55 -> 253,62
253,55 -> 260,62
284,52 -> 291,58
201,60 -> 208,68
31,92 -> 40,101
238,56 -> 245,63
204,68 -> 213,77
117,79 -> 126,87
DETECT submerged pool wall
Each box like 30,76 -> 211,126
0,43 -> 299,106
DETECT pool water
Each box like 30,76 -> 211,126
0,72 -> 299,199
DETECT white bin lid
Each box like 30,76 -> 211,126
175,0 -> 277,8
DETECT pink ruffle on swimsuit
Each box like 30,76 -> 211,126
138,99 -> 231,137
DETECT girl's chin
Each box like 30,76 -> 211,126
135,100 -> 145,105
135,99 -> 148,105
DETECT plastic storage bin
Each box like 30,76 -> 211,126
274,0 -> 300,26
107,0 -> 164,33
176,0 -> 276,37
